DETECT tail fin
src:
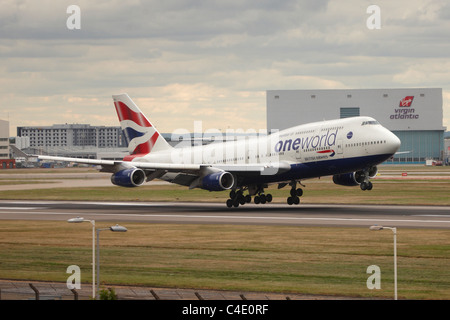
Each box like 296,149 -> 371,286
112,94 -> 172,159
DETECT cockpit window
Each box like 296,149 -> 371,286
361,120 -> 380,126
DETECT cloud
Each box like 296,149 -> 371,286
392,60 -> 450,85
1,0 -> 449,135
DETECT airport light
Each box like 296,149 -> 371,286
370,225 -> 397,300
96,224 -> 127,299
68,217 -> 96,299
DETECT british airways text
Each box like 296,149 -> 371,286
274,129 -> 338,152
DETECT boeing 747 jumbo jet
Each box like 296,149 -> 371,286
38,94 -> 401,207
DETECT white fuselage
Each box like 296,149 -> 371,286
130,116 -> 401,187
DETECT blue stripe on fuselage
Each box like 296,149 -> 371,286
239,153 -> 392,186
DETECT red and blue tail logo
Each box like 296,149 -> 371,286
112,94 -> 171,160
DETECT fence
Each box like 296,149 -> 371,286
0,282 -> 300,300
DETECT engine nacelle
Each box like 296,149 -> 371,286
333,166 -> 378,187
201,171 -> 234,191
111,168 -> 146,188
368,166 -> 378,178
332,172 -> 360,186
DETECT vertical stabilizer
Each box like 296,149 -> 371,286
112,94 -> 172,159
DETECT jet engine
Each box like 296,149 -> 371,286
332,166 -> 378,187
332,172 -> 360,186
111,168 -> 146,187
201,171 -> 234,191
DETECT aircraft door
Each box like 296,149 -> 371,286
337,139 -> 343,155
295,149 -> 302,162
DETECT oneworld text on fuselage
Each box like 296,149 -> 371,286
274,129 -> 338,153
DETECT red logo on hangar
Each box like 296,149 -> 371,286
399,96 -> 414,107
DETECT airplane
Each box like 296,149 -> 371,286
38,93 -> 401,208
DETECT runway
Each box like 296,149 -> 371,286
0,200 -> 449,228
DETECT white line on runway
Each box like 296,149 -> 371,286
90,214 -> 450,224
4,211 -> 450,225
0,207 -> 40,210
413,215 -> 450,217
2,200 -> 450,211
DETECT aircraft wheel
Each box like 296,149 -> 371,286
293,196 -> 300,205
290,189 -> 297,197
226,199 -> 233,208
266,194 -> 273,203
245,195 -> 252,203
287,197 -> 294,205
360,182 -> 368,191
296,188 -> 303,197
367,182 -> 373,190
254,196 -> 261,204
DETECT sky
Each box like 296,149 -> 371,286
1,0 -> 449,136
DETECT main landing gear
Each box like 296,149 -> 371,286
226,188 -> 273,208
226,181 -> 305,208
286,181 -> 303,205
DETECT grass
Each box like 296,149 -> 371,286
0,221 -> 449,299
0,178 -> 449,205
0,165 -> 449,205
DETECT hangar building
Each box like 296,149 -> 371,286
267,88 -> 445,163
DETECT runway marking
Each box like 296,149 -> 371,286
118,214 -> 450,224
2,200 -> 449,211
0,207 -> 40,210
4,211 -> 450,225
413,215 -> 450,217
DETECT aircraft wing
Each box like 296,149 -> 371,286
36,155 -> 201,173
212,162 -> 291,176
36,155 -> 291,176
37,155 -> 116,167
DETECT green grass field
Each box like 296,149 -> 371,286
0,221 -> 449,299
0,178 -> 449,205
1,165 -> 449,205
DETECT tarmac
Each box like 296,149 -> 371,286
0,279 -> 366,300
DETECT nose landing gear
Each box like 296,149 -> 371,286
360,181 -> 373,191
356,166 -> 376,191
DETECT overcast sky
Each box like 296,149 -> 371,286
1,0 -> 449,136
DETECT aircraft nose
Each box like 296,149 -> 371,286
387,132 -> 401,154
